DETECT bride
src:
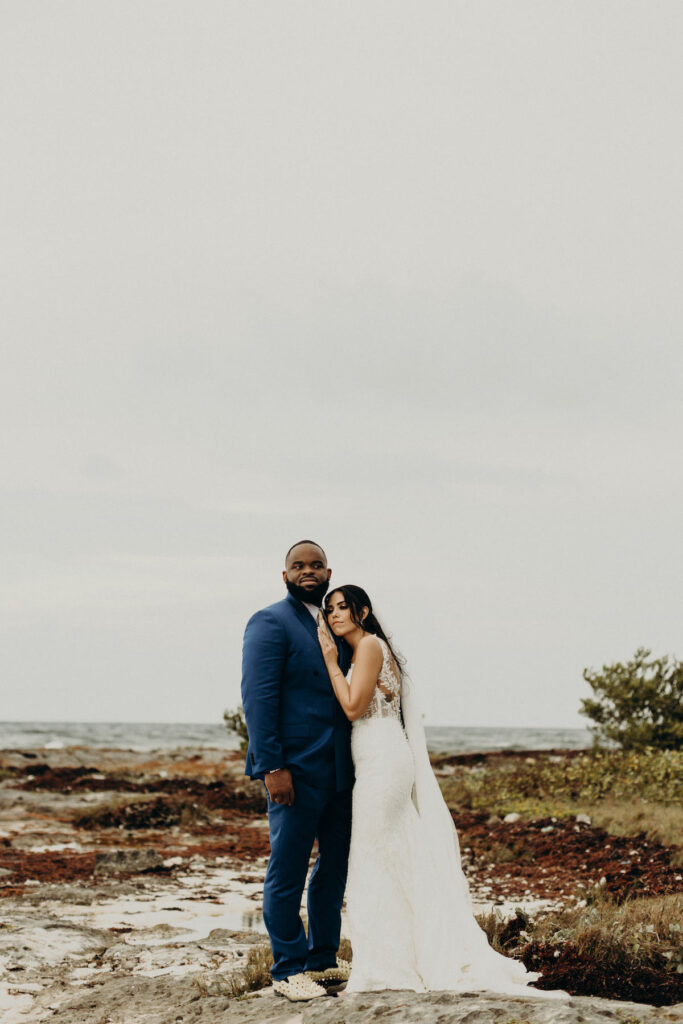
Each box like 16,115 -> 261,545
317,584 -> 566,997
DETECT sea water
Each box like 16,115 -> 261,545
0,720 -> 592,753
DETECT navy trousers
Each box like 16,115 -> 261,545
263,778 -> 352,980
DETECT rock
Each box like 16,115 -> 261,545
0,866 -> 13,877
575,814 -> 592,825
94,849 -> 164,874
214,988 -> 683,1023
17,980 -> 681,1024
503,812 -> 521,823
0,916 -> 110,970
486,815 -> 502,824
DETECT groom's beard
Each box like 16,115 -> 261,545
285,577 -> 330,607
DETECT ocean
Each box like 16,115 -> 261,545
0,721 -> 592,754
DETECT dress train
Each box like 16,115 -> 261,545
343,637 -> 567,998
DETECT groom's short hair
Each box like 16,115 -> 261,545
285,539 -> 327,564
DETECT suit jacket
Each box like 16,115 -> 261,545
241,594 -> 354,791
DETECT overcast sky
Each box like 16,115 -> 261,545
2,2 -> 681,729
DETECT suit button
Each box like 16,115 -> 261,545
313,670 -> 320,677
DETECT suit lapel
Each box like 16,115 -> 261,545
286,593 -> 321,647
285,594 -> 349,672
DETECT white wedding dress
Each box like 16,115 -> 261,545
343,636 -> 566,997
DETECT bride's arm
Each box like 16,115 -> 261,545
317,629 -> 382,721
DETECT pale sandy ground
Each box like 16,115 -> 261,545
1,842 -> 563,1022
0,772 -> 558,1024
1,747 -> 680,1023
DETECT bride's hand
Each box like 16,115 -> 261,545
317,613 -> 338,665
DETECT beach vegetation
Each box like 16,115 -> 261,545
229,943 -> 274,996
437,748 -> 683,853
193,939 -> 353,1000
72,794 -> 212,829
478,892 -> 683,1004
580,648 -> 683,751
438,748 -> 683,875
575,800 -> 683,854
223,705 -> 249,754
438,747 -> 682,810
194,942 -> 274,999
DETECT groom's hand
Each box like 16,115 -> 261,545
265,768 -> 295,806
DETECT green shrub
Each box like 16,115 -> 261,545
223,705 -> 249,754
581,648 -> 683,750
440,748 -> 683,816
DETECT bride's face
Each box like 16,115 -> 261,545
325,592 -> 365,636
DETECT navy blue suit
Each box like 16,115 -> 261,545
241,594 -> 353,979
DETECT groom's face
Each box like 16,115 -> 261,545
283,543 -> 331,594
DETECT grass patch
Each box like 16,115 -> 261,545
478,892 -> 683,1004
439,748 -> 682,811
532,891 -> 682,972
194,943 -> 273,999
438,749 -> 683,854
193,940 -> 353,1000
579,801 -> 683,852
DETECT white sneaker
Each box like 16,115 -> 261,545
272,972 -> 327,1001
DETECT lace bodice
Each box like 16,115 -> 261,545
348,636 -> 402,724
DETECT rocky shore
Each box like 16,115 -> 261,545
1,745 -> 681,1023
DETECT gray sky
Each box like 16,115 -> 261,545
2,2 -> 681,728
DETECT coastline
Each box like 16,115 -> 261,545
1,743 -> 681,1023
0,720 -> 594,754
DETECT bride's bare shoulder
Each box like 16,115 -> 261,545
359,634 -> 382,650
357,634 -> 383,661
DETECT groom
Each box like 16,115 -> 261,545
241,540 -> 353,1001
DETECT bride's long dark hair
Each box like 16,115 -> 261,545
324,584 -> 405,679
